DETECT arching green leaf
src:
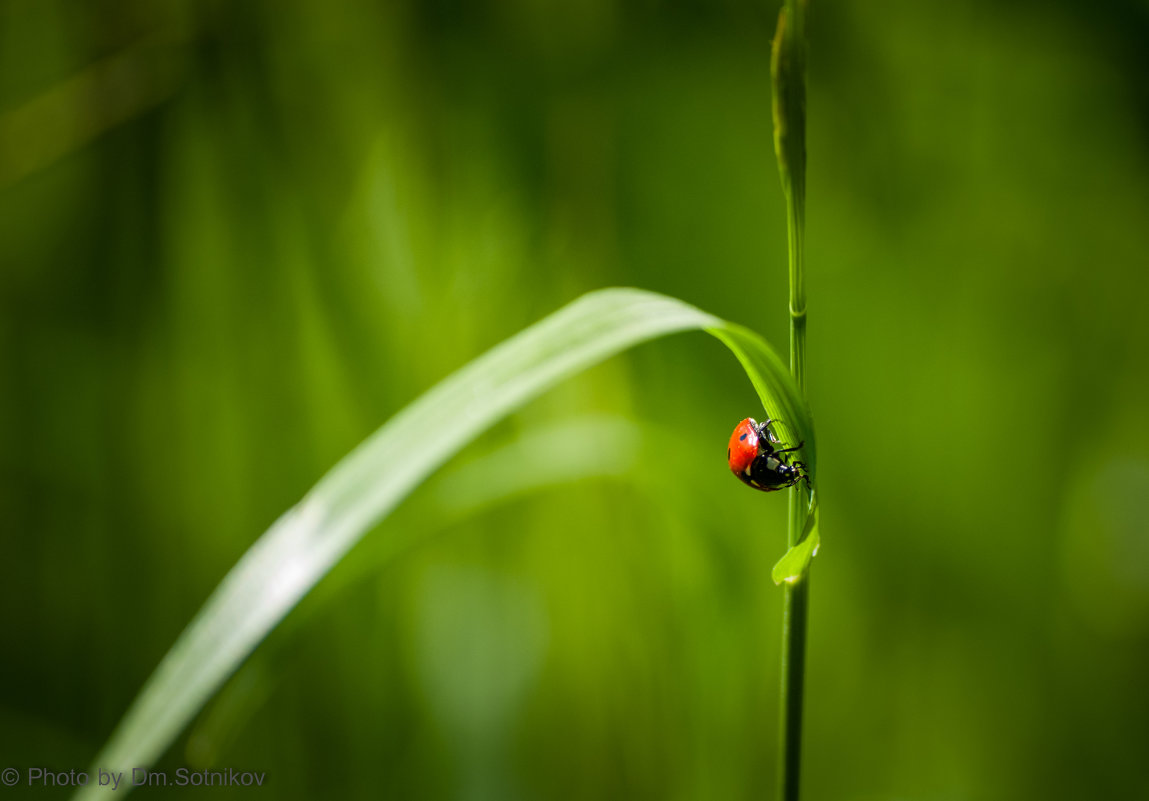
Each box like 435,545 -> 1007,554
74,287 -> 816,800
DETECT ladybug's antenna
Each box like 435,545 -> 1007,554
758,418 -> 784,444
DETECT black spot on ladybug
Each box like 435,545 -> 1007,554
739,433 -> 747,441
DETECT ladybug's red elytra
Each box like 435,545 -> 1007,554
727,418 -> 763,476
727,417 -> 811,492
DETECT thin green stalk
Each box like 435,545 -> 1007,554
772,1 -> 809,800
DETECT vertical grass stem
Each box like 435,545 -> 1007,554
772,2 -> 809,801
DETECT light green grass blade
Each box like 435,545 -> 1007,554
73,287 -> 815,800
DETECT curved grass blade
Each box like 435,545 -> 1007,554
182,415 -> 653,760
73,287 -> 815,800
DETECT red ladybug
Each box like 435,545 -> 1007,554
727,417 -> 810,492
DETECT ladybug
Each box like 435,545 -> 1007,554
727,417 -> 811,492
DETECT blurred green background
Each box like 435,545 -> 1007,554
2,0 -> 1148,799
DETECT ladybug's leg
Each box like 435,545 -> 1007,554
773,440 -> 805,456
789,462 -> 813,491
780,474 -> 811,492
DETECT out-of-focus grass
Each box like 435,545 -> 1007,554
2,0 -> 1148,800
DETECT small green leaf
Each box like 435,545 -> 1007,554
771,494 -> 820,585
